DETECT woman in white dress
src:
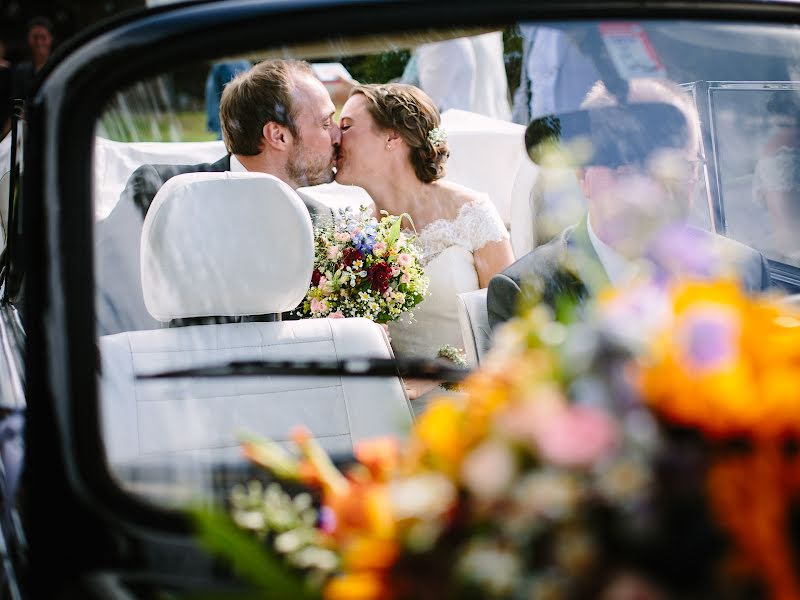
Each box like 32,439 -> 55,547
335,83 -> 515,394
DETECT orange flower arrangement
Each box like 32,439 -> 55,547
198,276 -> 800,600
633,280 -> 800,600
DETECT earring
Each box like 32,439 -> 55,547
386,143 -> 391,150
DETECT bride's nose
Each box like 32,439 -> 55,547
330,122 -> 342,145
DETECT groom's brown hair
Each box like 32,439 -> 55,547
220,59 -> 314,155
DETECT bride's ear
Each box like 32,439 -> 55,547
385,129 -> 401,149
263,121 -> 288,152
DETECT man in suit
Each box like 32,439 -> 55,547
96,59 -> 341,335
488,77 -> 772,330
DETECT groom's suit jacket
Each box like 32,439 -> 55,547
487,217 -> 772,331
96,156 -> 332,336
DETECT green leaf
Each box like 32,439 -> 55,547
191,508 -> 317,600
388,212 -> 418,248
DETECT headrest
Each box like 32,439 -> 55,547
141,171 -> 314,322
525,103 -> 688,168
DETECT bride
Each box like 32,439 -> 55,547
335,83 -> 515,393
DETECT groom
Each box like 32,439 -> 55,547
96,59 -> 341,336
488,77 -> 772,329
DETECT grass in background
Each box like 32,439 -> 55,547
99,110 -> 217,143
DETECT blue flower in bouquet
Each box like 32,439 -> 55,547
352,229 -> 376,254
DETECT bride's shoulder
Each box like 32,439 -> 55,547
434,181 -> 490,216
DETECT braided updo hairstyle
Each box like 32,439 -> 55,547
350,83 -> 449,183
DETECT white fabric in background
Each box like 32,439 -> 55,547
417,32 -> 512,121
441,108 -> 538,241
93,137 -> 226,220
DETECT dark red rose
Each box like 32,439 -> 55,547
342,247 -> 364,268
311,268 -> 322,286
367,261 -> 392,294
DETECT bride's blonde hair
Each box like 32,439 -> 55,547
350,83 -> 449,183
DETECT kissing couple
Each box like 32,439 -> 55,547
97,58 -> 514,395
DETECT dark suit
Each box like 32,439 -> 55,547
487,218 -> 772,330
96,156 -> 332,336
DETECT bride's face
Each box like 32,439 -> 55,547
336,94 -> 392,187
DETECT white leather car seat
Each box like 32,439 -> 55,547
98,172 -> 413,495
455,288 -> 491,368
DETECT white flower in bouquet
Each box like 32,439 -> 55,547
297,205 -> 429,323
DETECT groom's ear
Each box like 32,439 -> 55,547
263,121 -> 289,152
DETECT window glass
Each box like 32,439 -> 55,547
93,20 -> 800,508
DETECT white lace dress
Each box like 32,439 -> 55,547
388,195 -> 509,359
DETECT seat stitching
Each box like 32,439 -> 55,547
134,384 -> 342,402
328,320 -> 354,453
127,337 -> 334,354
126,332 -> 142,455
138,432 -> 352,455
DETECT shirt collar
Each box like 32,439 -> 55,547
229,154 -> 247,172
586,214 -> 639,286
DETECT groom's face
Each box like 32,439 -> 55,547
286,75 -> 340,187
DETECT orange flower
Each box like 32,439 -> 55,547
412,399 -> 468,476
639,280 -> 800,438
355,437 -> 401,482
324,572 -> 391,600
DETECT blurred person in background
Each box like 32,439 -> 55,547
512,25 -> 600,124
402,32 -> 511,120
0,38 -> 10,138
205,58 -> 252,139
11,16 -> 54,101
752,91 -> 800,263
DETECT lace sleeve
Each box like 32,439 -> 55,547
460,196 -> 510,252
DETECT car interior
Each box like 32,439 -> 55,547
5,11 -> 800,596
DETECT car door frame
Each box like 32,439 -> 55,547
21,0 -> 800,596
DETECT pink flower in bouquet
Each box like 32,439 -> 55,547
397,253 -> 412,268
310,298 -> 328,314
391,266 -> 401,277
534,406 -> 617,467
372,241 -> 387,257
327,246 -> 341,260
400,272 -> 411,284
329,311 -> 344,319
335,231 -> 351,243
367,262 -> 392,294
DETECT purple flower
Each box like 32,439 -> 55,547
645,224 -> 717,283
678,307 -> 739,372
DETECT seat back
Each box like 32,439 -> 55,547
99,172 -> 412,497
441,109 -> 538,237
456,288 -> 491,368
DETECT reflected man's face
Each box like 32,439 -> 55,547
28,26 -> 52,62
580,148 -> 699,255
286,75 -> 341,187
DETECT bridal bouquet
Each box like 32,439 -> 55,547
296,206 -> 428,323
195,272 -> 800,600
